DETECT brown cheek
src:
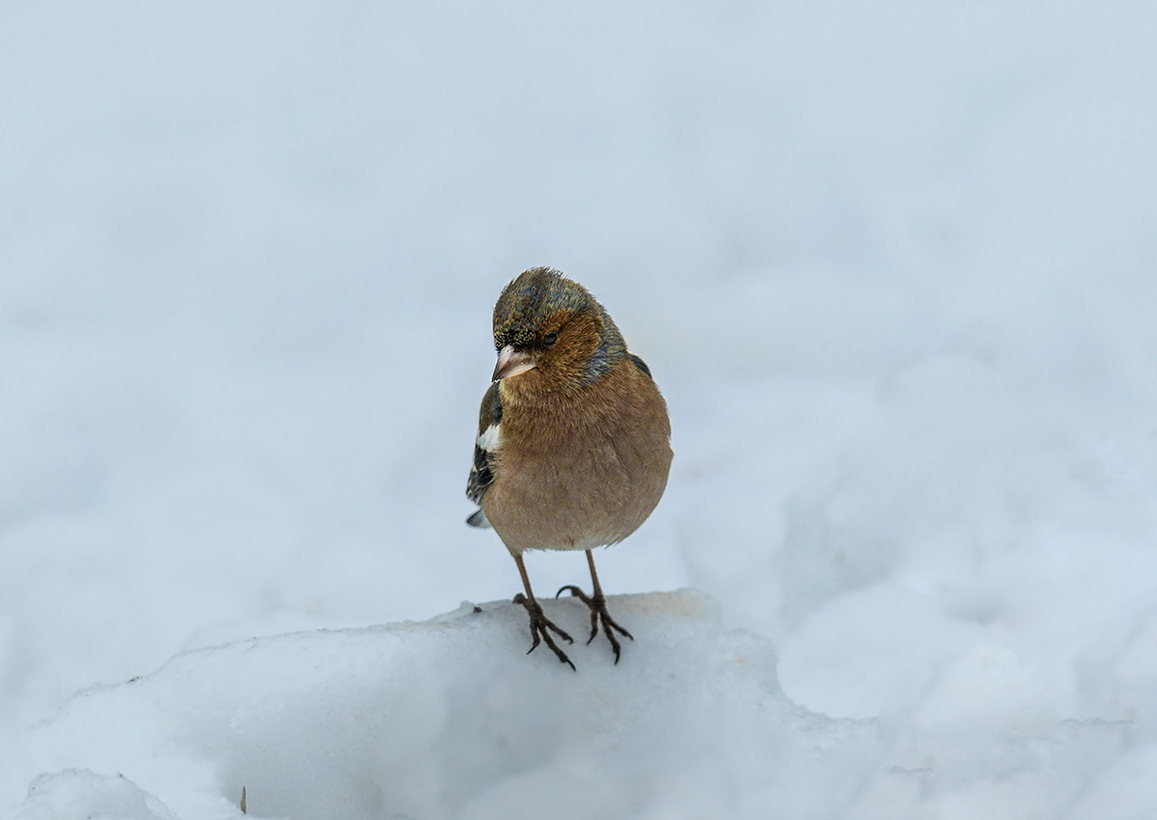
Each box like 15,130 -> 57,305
560,315 -> 602,367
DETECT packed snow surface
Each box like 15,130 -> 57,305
10,592 -> 1144,820
3,0 -> 1157,817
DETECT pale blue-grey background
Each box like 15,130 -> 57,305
3,0 -> 1156,809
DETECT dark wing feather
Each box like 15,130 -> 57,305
465,381 -> 502,524
629,353 -> 652,378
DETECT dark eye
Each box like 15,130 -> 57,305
543,331 -> 558,346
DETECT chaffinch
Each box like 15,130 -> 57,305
466,267 -> 673,668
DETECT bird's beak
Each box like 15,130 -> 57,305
493,345 -> 536,381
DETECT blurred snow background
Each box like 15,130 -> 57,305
2,0 -> 1156,816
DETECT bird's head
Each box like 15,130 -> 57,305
491,267 -> 626,396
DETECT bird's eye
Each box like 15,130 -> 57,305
543,331 -> 559,346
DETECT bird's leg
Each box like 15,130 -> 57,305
557,550 -> 634,663
512,554 -> 575,670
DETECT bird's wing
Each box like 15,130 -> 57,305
629,353 -> 653,379
465,381 -> 502,525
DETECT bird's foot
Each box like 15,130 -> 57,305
513,593 -> 575,670
556,585 -> 634,663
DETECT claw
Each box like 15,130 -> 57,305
555,585 -> 633,663
514,593 -> 575,670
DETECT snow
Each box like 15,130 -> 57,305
7,592 -> 1139,820
2,0 -> 1157,817
15,592 -> 864,820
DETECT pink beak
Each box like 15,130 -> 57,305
493,345 -> 537,381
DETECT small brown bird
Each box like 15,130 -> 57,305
467,267 -> 673,668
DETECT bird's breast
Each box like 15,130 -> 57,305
483,362 -> 672,555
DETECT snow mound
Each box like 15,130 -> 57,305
13,590 -> 1147,820
14,770 -> 176,820
14,590 -> 868,820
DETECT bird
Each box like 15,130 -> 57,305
466,267 -> 673,668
